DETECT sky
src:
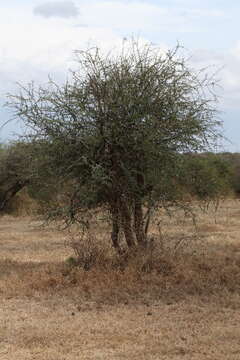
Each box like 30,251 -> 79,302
0,0 -> 240,151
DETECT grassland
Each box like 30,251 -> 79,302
1,199 -> 240,359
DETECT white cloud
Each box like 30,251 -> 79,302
33,1 -> 79,19
0,0 -> 238,143
0,2 -> 175,93
76,1 -> 224,34
0,7 -> 150,95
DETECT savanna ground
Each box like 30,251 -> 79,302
1,199 -> 240,359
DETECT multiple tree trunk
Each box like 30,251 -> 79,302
110,195 -> 147,252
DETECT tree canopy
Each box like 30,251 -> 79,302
8,41 -> 222,252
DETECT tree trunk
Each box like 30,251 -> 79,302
119,196 -> 136,248
134,198 -> 146,245
133,170 -> 146,246
110,201 -> 121,253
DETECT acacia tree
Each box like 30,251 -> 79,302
8,42 -> 221,252
0,142 -> 31,212
181,153 -> 233,210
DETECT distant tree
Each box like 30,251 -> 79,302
0,142 -> 31,212
0,140 -> 66,214
8,41 -> 222,252
218,152 -> 240,195
181,153 -> 233,210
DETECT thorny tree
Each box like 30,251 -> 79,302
8,41 -> 222,252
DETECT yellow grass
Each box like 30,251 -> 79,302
1,199 -> 240,359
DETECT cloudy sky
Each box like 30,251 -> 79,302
1,0 -> 240,151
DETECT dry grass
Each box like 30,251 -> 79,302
1,199 -> 240,359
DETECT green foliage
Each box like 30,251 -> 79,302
182,153 -> 233,204
65,256 -> 79,267
0,140 -> 61,213
7,41 -> 222,250
0,141 -> 32,212
217,152 -> 240,195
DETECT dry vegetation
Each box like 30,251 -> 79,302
1,199 -> 240,359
